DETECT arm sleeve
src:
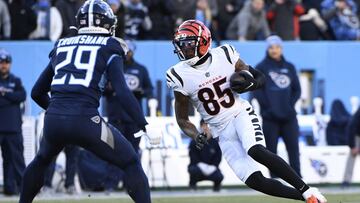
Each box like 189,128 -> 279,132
290,65 -> 301,106
31,62 -> 54,110
107,55 -> 148,129
252,65 -> 269,109
248,66 -> 265,90
3,78 -> 26,103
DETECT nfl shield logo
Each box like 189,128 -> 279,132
205,72 -> 210,77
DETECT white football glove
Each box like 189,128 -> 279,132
134,127 -> 162,146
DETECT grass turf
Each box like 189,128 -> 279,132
1,194 -> 360,203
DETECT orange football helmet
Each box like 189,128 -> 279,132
173,20 -> 212,66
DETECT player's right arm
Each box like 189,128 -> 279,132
174,91 -> 199,139
107,55 -> 148,130
31,62 -> 54,110
174,91 -> 207,149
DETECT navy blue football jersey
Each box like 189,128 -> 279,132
47,35 -> 124,115
32,34 -> 147,128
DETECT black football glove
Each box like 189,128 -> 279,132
230,70 -> 257,94
195,133 -> 208,150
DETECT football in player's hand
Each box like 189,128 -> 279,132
229,70 -> 253,93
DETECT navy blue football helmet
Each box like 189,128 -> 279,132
76,0 -> 117,35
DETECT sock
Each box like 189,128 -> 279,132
245,171 -> 304,200
248,145 -> 309,193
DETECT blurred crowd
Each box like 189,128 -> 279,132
0,0 -> 360,42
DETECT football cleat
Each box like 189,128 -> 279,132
303,187 -> 327,203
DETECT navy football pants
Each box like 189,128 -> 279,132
262,117 -> 301,177
188,165 -> 223,190
0,133 -> 26,194
19,114 -> 150,203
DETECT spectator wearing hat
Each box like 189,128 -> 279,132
0,49 -> 26,195
252,35 -> 302,177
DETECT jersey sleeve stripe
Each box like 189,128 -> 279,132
166,73 -> 175,83
220,46 -> 232,65
170,68 -> 184,87
229,45 -> 235,53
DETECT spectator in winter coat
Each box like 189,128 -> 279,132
267,0 -> 305,40
29,0 -> 63,41
55,0 -> 83,38
321,0 -> 360,40
0,0 -> 11,40
226,0 -> 270,40
253,35 -> 302,177
9,0 -> 37,40
124,0 -> 152,39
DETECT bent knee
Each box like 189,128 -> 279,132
248,144 -> 267,159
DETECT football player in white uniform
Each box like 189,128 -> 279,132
166,20 -> 327,203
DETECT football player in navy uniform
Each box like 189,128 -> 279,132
19,1 -> 152,202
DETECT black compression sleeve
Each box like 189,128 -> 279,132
107,55 -> 148,129
245,171 -> 304,200
248,66 -> 265,89
248,145 -> 309,194
31,63 -> 54,110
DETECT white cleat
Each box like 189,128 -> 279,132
302,187 -> 327,203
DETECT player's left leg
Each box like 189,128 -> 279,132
219,110 -> 304,201
19,135 -> 64,203
236,104 -> 326,202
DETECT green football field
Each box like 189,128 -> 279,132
2,194 -> 360,203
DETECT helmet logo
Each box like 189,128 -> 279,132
175,33 -> 187,40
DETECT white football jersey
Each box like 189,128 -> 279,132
166,44 -> 248,133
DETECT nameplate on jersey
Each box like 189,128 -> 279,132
57,35 -> 109,47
